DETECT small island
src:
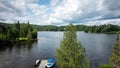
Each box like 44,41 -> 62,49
0,21 -> 37,45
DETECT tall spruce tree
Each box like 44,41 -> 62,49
109,33 -> 120,68
56,24 -> 90,68
27,29 -> 32,40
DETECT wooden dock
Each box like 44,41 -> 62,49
38,60 -> 47,68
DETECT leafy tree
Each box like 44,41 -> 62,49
109,33 -> 120,68
56,24 -> 90,68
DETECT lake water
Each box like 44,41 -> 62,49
0,31 -> 116,68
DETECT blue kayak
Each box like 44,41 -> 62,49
46,59 -> 55,68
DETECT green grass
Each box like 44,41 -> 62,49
16,38 -> 28,41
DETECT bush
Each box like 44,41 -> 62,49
100,64 -> 111,68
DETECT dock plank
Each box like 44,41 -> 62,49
38,60 -> 47,68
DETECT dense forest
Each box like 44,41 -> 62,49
1,22 -> 120,33
33,24 -> 120,33
0,21 -> 37,43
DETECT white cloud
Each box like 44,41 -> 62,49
51,0 -> 82,20
0,0 -> 120,25
84,19 -> 120,26
50,0 -> 60,7
27,3 -> 48,16
50,0 -> 100,24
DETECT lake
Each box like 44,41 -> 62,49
0,31 -> 116,68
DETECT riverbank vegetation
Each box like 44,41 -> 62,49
0,21 -> 37,43
29,24 -> 120,34
56,24 -> 90,68
109,33 -> 120,68
84,24 -> 119,33
1,22 -> 120,33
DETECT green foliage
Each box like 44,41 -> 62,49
38,25 -> 59,31
7,29 -> 14,40
27,29 -> 32,40
20,23 -> 28,37
32,24 -> 120,33
11,22 -> 20,39
56,24 -> 90,68
88,24 -> 119,33
0,21 -> 37,42
76,25 -> 87,31
0,23 -> 7,40
58,26 -> 65,31
32,29 -> 37,38
0,34 -> 7,40
84,26 -> 90,33
18,38 -> 28,41
100,64 -> 111,68
109,33 -> 120,68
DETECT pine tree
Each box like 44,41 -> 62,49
56,24 -> 90,68
32,29 -> 37,38
27,29 -> 32,40
109,33 -> 120,68
16,21 -> 20,37
20,24 -> 26,37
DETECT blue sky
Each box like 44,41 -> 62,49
37,0 -> 50,5
0,0 -> 120,25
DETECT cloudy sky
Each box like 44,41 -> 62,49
0,0 -> 120,25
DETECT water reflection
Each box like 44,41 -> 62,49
77,32 -> 115,68
0,41 -> 37,68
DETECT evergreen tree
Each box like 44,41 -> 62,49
109,33 -> 120,68
16,21 -> 20,37
27,21 -> 31,29
27,29 -> 32,40
20,24 -> 26,37
56,24 -> 90,68
7,29 -> 13,40
32,29 -> 37,38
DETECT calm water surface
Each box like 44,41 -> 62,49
0,31 -> 116,68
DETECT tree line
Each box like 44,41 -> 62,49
84,24 -> 119,33
2,22 -> 119,33
0,21 -> 37,42
32,24 -> 120,33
